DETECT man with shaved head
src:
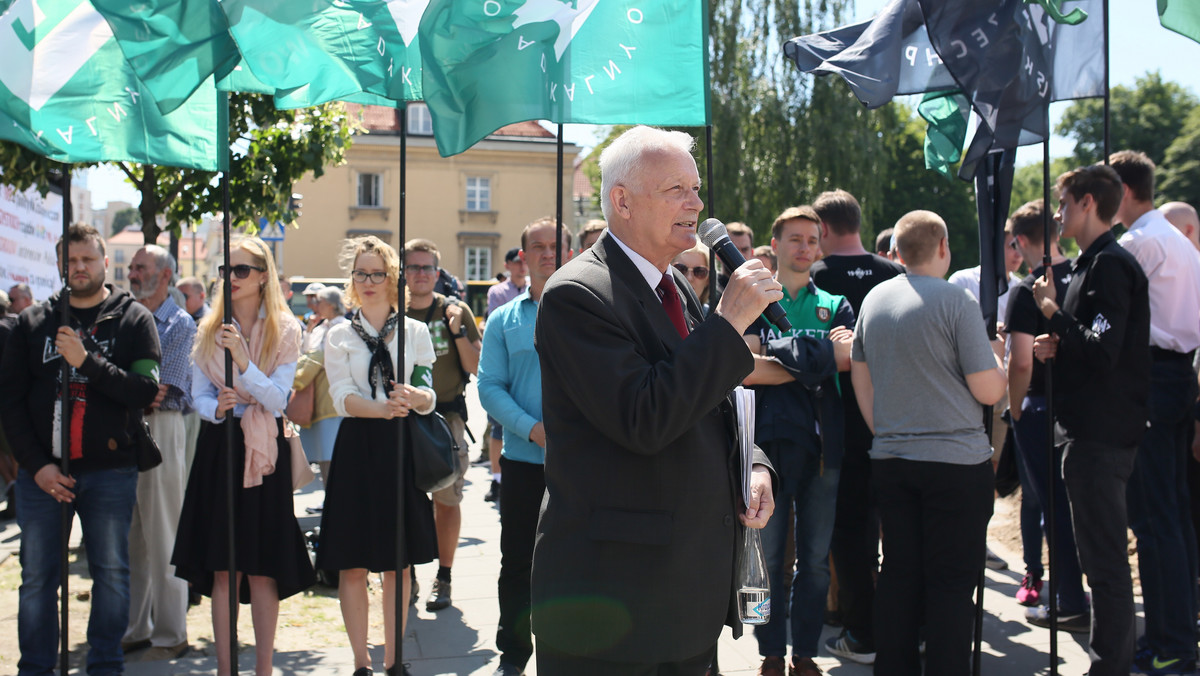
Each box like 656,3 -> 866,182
1161,201 -> 1200,252
851,210 -> 1007,672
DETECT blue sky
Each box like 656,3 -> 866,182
86,1 -> 1200,209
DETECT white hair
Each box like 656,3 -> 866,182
316,286 -> 346,315
137,244 -> 178,283
599,126 -> 697,223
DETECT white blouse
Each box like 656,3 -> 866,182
325,315 -> 437,418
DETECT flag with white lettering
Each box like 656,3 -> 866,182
419,0 -> 709,157
91,0 -> 240,114
1160,0 -> 1200,44
218,0 -> 426,108
0,0 -> 228,171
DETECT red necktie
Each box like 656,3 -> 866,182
657,273 -> 690,339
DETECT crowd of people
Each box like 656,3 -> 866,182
0,126 -> 1198,676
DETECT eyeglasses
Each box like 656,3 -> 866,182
673,263 -> 709,279
404,264 -> 437,275
1008,239 -> 1020,250
218,264 -> 266,279
351,270 -> 389,284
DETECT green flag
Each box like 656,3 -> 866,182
0,0 -> 227,171
918,90 -> 969,179
219,0 -> 425,108
1160,0 -> 1200,44
92,0 -> 240,114
420,0 -> 709,157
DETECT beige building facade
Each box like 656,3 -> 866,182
284,104 -> 580,285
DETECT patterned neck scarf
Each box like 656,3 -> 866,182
350,309 -> 399,399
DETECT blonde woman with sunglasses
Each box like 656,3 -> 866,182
172,237 -> 315,676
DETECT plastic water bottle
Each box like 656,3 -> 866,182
737,527 -> 770,624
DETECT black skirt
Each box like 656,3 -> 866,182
316,416 -> 438,572
171,417 -> 316,603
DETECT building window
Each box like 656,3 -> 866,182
408,103 -> 432,135
466,177 -> 490,212
465,246 -> 492,282
358,173 -> 381,207
114,267 -> 125,281
114,249 -> 125,263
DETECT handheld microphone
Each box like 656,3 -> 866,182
697,218 -> 792,333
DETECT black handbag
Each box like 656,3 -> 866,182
133,414 -> 163,472
407,411 -> 458,493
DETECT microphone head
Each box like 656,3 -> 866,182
697,218 -> 728,249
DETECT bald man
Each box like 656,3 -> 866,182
1162,201 -> 1200,252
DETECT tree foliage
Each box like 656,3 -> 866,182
1159,107 -> 1200,208
110,207 -> 141,235
1056,72 -> 1198,167
0,94 -> 359,244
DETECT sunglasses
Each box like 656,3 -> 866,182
1008,238 -> 1020,250
673,263 -> 709,279
404,264 -> 437,275
218,264 -> 266,279
352,270 -> 389,284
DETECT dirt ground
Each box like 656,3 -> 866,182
0,550 -> 372,673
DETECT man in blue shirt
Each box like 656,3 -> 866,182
478,217 -> 572,676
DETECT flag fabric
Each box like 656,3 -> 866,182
784,0 -> 1104,177
0,0 -> 228,171
91,0 -> 240,114
420,0 -> 708,157
973,148 -> 1016,332
219,0 -> 426,108
1159,0 -> 1200,44
917,89 -> 968,179
783,0 -> 956,109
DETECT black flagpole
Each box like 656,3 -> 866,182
221,165 -> 238,674
1043,115 -> 1059,673
394,101 -> 409,672
705,125 -> 715,306
556,125 -> 564,266
58,167 -> 72,676
1102,0 -> 1111,163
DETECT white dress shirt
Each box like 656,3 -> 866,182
325,315 -> 437,417
947,265 -> 1022,324
1119,208 -> 1200,353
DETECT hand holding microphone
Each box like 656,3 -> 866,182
699,219 -> 791,335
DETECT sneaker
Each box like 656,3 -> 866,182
788,657 -> 823,676
426,578 -> 452,611
984,548 -> 1008,570
1025,606 -> 1090,633
1015,574 -> 1043,607
825,629 -> 876,664
1132,652 -> 1198,675
484,480 -> 500,503
756,656 -> 786,676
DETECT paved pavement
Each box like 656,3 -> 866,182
0,386 -> 1126,675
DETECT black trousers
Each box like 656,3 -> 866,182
536,640 -> 716,676
496,456 -> 546,669
1062,439 -> 1137,676
872,458 -> 993,676
829,442 -> 878,641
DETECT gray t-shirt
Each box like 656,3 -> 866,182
852,274 -> 997,465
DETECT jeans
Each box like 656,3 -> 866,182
16,465 -> 138,676
1011,396 -> 1088,615
1012,435 -> 1044,579
496,456 -> 545,669
1062,439 -> 1137,676
872,458 -> 993,676
1127,358 -> 1200,657
754,441 -> 839,658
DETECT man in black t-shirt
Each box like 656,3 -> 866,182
809,189 -> 904,663
1003,200 -> 1089,630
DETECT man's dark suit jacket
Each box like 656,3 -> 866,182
531,232 -> 774,664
